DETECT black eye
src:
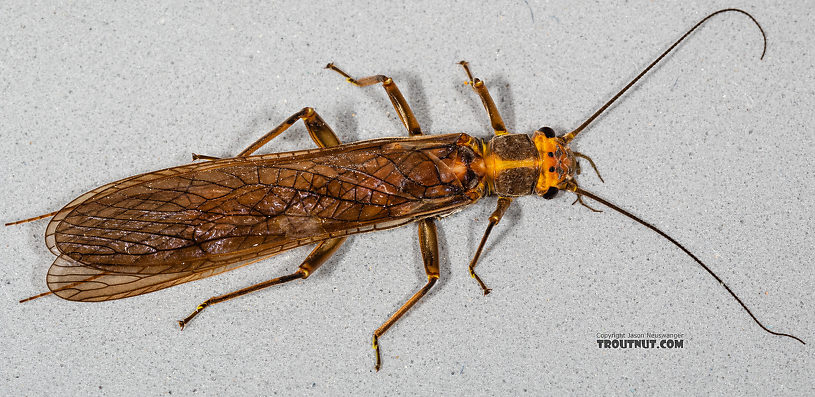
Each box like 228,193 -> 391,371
547,152 -> 554,157
549,166 -> 555,172
542,186 -> 558,199
537,126 -> 556,138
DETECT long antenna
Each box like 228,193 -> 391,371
562,8 -> 766,143
574,187 -> 804,345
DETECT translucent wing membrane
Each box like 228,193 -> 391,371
44,134 -> 482,301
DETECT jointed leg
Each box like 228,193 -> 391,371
325,63 -> 423,137
193,106 -> 341,160
325,66 -> 436,369
239,107 -> 340,156
178,237 -> 346,329
191,153 -> 221,161
372,218 -> 440,371
468,196 -> 513,295
458,61 -> 507,136
180,107 -> 347,328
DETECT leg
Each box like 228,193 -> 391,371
178,237 -> 346,329
179,108 -> 347,328
325,63 -> 422,136
239,107 -> 341,156
325,65 -> 435,369
191,153 -> 221,161
194,106 -> 341,159
458,61 -> 508,136
372,218 -> 439,371
468,196 -> 513,295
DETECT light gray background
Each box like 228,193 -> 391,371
2,1 -> 813,395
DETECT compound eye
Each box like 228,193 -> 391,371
537,126 -> 556,138
542,186 -> 558,199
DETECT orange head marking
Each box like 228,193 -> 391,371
532,127 -> 576,198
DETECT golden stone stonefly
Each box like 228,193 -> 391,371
7,8 -> 803,371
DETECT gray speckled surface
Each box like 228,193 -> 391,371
2,1 -> 813,395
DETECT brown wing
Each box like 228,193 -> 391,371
45,133 -> 484,301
